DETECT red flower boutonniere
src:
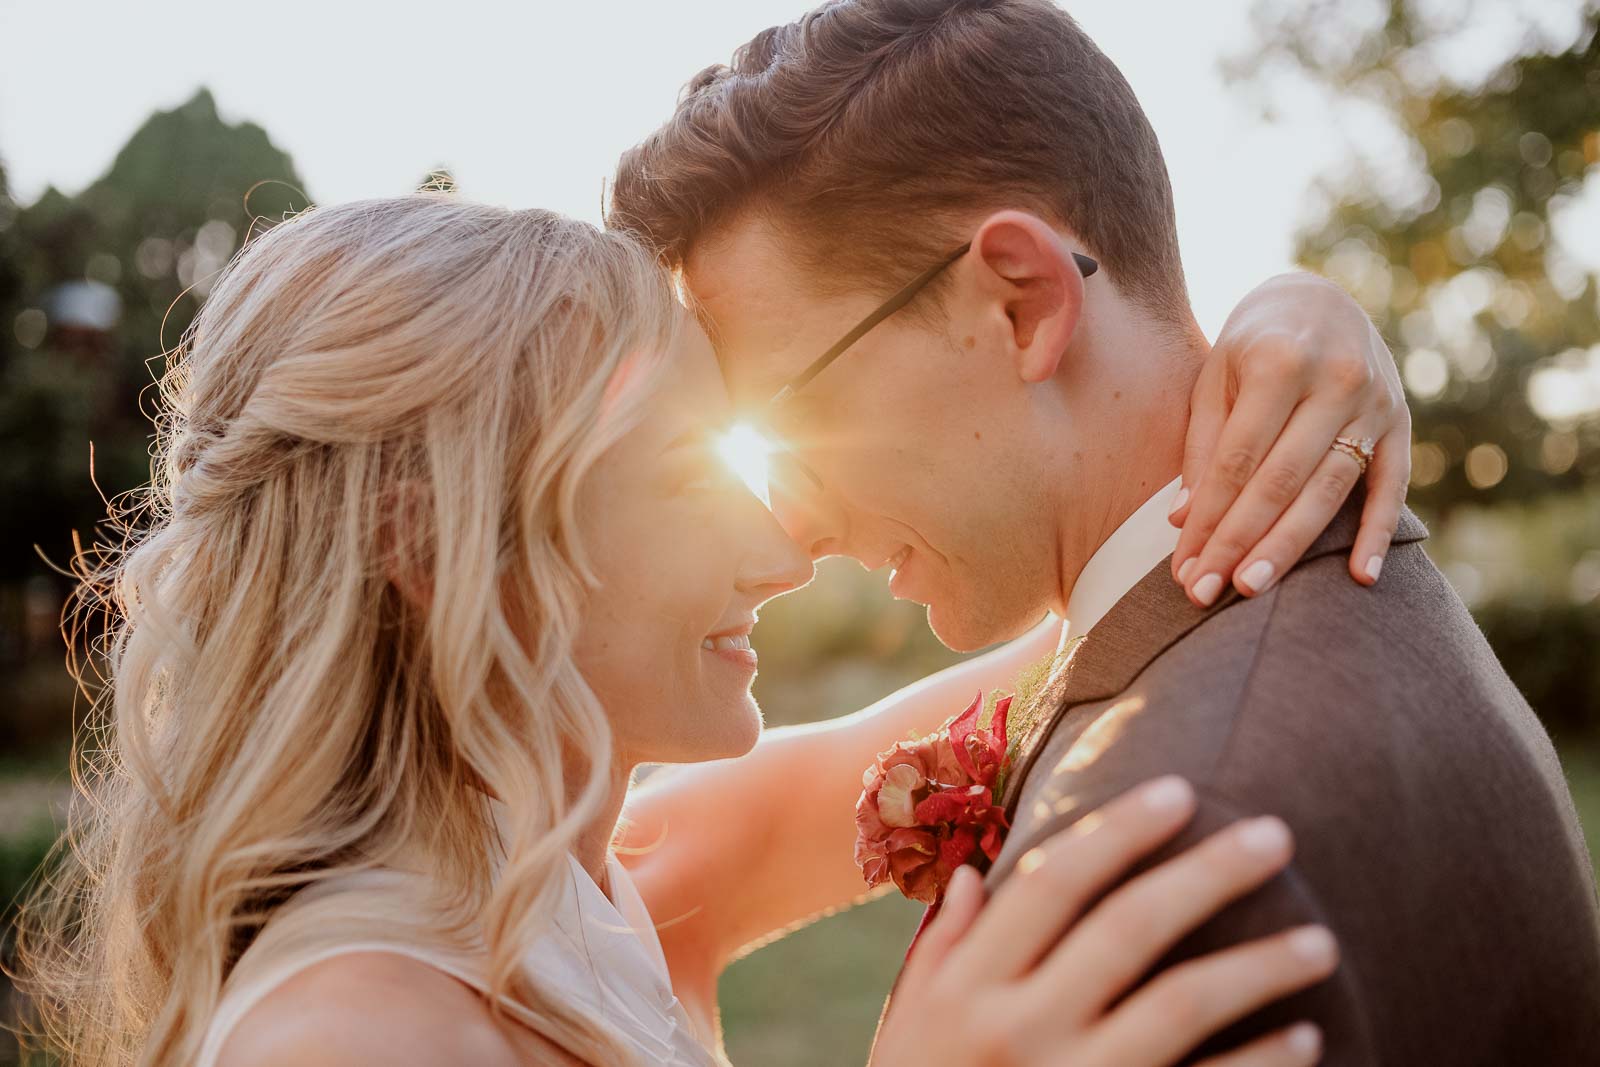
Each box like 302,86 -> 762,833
854,692 -> 1014,907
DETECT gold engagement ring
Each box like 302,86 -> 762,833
1331,435 -> 1377,474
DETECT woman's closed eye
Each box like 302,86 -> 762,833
669,453 -> 753,498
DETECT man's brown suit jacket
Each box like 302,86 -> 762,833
979,500 -> 1600,1065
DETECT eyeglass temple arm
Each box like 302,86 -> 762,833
770,245 -> 1098,405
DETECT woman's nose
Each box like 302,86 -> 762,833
738,508 -> 816,601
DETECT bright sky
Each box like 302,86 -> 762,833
0,0 -> 1583,336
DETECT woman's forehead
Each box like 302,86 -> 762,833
626,320 -> 734,448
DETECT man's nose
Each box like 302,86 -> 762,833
768,476 -> 845,561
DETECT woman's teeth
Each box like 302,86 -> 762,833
702,634 -> 753,652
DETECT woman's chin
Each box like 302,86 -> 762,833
639,697 -> 762,765
715,698 -> 764,759
700,696 -> 764,761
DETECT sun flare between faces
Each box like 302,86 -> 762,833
716,422 -> 774,505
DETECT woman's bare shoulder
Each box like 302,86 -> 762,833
215,951 -> 572,1067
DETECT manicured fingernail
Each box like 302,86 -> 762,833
1287,1022 -> 1322,1056
1237,815 -> 1290,855
1239,559 -> 1275,593
1289,925 -> 1337,966
1192,572 -> 1223,606
1177,557 -> 1198,584
949,864 -> 979,900
1167,486 -> 1190,517
1365,555 -> 1384,582
1016,846 -> 1048,876
1143,775 -> 1193,813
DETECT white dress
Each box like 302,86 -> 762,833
195,852 -> 720,1066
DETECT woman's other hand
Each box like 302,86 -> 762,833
871,777 -> 1336,1067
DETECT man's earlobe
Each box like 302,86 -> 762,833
971,210 -> 1087,383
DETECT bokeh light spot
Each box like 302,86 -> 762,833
1411,441 -> 1449,487
1404,348 -> 1450,399
13,308 -> 46,349
1465,443 -> 1509,490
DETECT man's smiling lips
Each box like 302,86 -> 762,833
887,546 -> 922,601
864,546 -> 912,573
855,545 -> 922,601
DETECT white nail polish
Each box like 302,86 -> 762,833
1289,925 -> 1337,965
1365,555 -> 1384,582
1287,1022 -> 1322,1055
1168,486 -> 1190,517
1237,816 -> 1290,855
1143,776 -> 1193,813
1192,572 -> 1223,606
1177,557 -> 1198,584
1240,559 -> 1275,593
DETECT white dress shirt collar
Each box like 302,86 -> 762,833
1062,476 -> 1184,644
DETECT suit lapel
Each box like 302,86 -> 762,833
876,501 -> 1426,1057
998,501 -> 1428,817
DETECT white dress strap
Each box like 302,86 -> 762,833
196,856 -> 718,1067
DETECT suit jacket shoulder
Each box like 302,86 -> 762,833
988,505 -> 1600,1066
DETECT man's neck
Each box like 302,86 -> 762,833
1056,452 -> 1182,614
1049,317 -> 1206,615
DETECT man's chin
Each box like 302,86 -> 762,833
924,600 -> 1005,654
923,586 -> 1043,653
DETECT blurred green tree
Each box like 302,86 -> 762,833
0,159 -> 21,324
0,90 -> 309,750
2,88 -> 309,570
1231,0 -> 1600,514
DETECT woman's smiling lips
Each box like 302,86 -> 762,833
701,627 -> 758,669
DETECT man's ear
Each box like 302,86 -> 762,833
969,210 -> 1088,383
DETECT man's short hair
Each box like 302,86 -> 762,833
609,0 -> 1190,322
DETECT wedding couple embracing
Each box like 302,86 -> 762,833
17,2 -> 1600,1065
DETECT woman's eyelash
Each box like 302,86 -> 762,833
676,461 -> 735,493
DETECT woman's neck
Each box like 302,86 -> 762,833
571,758 -> 635,902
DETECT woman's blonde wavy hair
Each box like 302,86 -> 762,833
13,194 -> 680,1066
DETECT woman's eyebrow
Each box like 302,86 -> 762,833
663,425 -> 713,453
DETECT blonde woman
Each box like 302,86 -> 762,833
15,195 -> 1389,1067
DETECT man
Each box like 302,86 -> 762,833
610,0 -> 1600,1062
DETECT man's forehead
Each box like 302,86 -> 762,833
682,219 -> 791,318
681,222 -> 808,403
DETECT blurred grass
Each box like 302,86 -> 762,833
719,894 -> 923,1065
1,808 -> 64,1067
1562,742 -> 1600,876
